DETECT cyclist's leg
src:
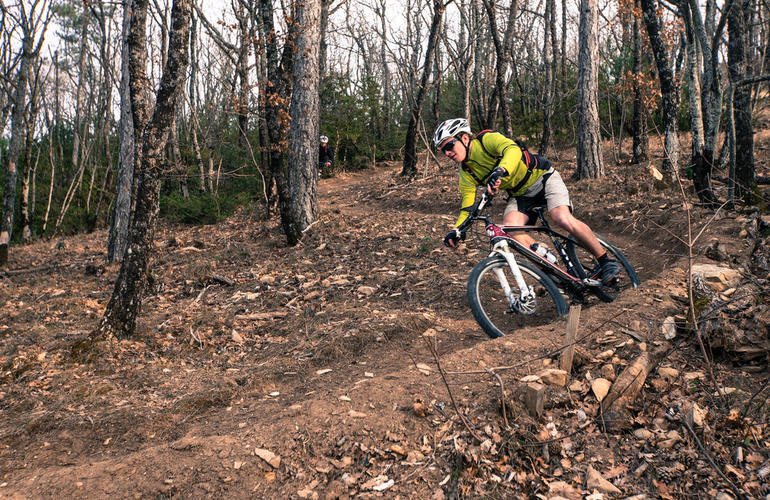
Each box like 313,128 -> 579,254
542,170 -> 604,257
503,198 -> 538,248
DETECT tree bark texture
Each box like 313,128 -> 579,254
539,0 -> 556,156
575,0 -> 604,179
482,0 -> 513,137
98,0 -> 192,338
631,3 -> 649,164
728,0 -> 755,202
641,0 -> 680,173
0,36 -> 32,265
108,0 -> 136,263
260,0 -> 298,238
401,0 -> 444,178
286,0 -> 321,245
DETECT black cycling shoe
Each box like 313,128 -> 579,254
600,259 -> 621,285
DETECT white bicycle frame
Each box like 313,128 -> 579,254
489,239 -> 535,311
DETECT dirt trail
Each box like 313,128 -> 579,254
0,155 -> 764,498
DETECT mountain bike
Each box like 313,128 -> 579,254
456,192 -> 640,339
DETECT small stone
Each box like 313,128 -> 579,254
254,448 -> 281,468
662,316 -> 677,340
357,286 -> 376,296
633,428 -> 654,440
658,367 -> 679,380
538,368 -> 568,387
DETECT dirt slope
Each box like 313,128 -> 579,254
0,148 -> 768,499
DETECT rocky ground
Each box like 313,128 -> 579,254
0,140 -> 768,499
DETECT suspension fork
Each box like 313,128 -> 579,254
489,241 -> 534,307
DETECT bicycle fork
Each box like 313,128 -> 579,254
490,241 -> 536,315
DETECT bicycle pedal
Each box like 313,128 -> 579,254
583,278 -> 602,287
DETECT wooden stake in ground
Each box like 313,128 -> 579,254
560,305 -> 581,375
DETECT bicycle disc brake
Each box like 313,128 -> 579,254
510,294 -> 536,315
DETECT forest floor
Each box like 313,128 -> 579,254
0,139 -> 769,499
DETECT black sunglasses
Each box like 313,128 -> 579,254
441,138 -> 459,153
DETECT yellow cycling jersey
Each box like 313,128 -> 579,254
455,132 -> 549,227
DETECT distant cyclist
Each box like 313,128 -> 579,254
434,118 -> 620,285
319,135 -> 333,173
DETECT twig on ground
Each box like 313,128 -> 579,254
424,335 -> 483,443
669,405 -> 746,500
485,368 -> 509,429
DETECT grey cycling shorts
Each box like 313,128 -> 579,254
504,168 -> 572,217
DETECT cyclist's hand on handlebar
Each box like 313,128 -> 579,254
444,228 -> 465,248
486,167 -> 506,195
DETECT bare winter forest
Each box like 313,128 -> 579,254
0,0 -> 769,497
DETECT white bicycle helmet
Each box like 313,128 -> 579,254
433,118 -> 471,148
320,135 -> 329,143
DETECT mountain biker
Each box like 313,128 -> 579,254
319,135 -> 333,173
434,118 -> 620,285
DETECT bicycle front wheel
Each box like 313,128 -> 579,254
566,233 -> 640,302
467,255 -> 568,339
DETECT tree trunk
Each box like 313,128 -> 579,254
96,0 -> 192,339
260,0 -> 298,238
108,0 -> 136,263
682,4 -> 719,206
286,0 -> 322,246
482,0 -> 513,137
20,78 -> 37,244
401,0 -> 445,178
235,4 -> 250,149
575,0 -> 604,179
641,0 -> 680,173
0,37 -> 32,266
728,0 -> 756,203
631,2 -> 649,164
539,0 -> 556,155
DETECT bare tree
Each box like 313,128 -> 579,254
108,0 -> 136,263
641,0 -> 680,173
631,0 -> 649,164
575,0 -> 604,179
728,0 -> 756,202
0,0 -> 51,266
401,0 -> 445,178
95,0 -> 192,339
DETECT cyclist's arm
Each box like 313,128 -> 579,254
455,170 -> 478,227
484,132 -> 523,178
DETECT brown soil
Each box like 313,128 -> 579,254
0,142 -> 768,499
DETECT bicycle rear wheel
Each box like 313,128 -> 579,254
565,233 -> 640,302
467,255 -> 568,339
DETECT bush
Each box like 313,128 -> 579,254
160,191 -> 250,225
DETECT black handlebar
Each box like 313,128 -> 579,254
457,192 -> 494,233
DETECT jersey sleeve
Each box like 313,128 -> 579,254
484,132 -> 522,177
455,168 -> 478,227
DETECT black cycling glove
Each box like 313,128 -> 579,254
485,167 -> 506,193
444,229 -> 465,247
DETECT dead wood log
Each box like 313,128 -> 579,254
601,345 -> 668,430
